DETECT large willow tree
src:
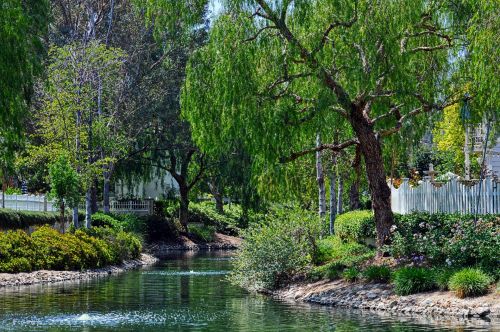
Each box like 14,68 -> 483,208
145,0 -> 493,248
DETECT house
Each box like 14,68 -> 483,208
113,173 -> 179,200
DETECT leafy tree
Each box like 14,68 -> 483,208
167,0 -> 473,248
0,0 -> 49,145
30,41 -> 127,227
48,154 -> 80,224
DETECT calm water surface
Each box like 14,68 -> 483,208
0,251 -> 497,331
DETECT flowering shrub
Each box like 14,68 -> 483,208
388,213 -> 499,275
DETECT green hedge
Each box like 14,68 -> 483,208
0,225 -> 142,273
0,209 -> 60,229
335,210 -> 375,243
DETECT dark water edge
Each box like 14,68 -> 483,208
0,251 -> 497,332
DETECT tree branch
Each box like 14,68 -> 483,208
244,25 -> 278,42
280,138 -> 358,163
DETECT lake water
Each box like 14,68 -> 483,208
0,251 -> 496,331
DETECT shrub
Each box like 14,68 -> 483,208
433,268 -> 457,291
143,215 -> 179,243
92,213 -> 121,229
86,227 -> 142,263
363,265 -> 392,283
335,210 -> 375,244
0,209 -> 59,229
393,267 -> 436,295
388,213 -> 499,274
0,225 -> 142,273
309,261 -> 342,281
113,214 -> 146,234
229,206 -> 320,291
343,267 -> 360,282
189,201 -> 245,235
188,224 -> 216,242
316,235 -> 375,267
448,268 -> 492,298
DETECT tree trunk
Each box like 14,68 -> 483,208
337,172 -> 343,215
328,155 -> 337,235
179,184 -> 189,232
91,179 -> 98,213
208,180 -> 224,214
316,133 -> 327,222
85,188 -> 92,228
73,207 -> 79,228
60,201 -> 65,225
349,145 -> 362,210
464,125 -> 471,180
350,109 -> 393,249
103,170 -> 111,213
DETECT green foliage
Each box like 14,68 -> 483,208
309,261 -> 342,281
229,206 -> 320,291
0,0 -> 49,146
189,201 -> 251,235
335,210 -> 375,244
363,265 -> 392,283
388,213 -> 499,274
0,209 -> 59,229
316,235 -> 375,266
448,268 -> 492,298
49,154 -> 80,211
188,224 -> 216,242
91,213 -> 122,229
392,267 -> 436,295
342,267 -> 360,282
142,215 -> 180,243
4,187 -> 21,195
85,227 -> 142,263
433,267 -> 458,291
0,225 -> 142,273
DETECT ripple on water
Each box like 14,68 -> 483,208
2,309 -> 225,329
142,270 -> 229,276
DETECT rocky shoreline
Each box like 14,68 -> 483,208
275,279 -> 500,322
0,253 -> 159,288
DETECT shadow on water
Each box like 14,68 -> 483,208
0,250 -> 497,331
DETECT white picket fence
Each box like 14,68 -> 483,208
390,176 -> 499,214
1,193 -> 153,215
0,193 -> 57,212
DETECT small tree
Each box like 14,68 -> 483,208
49,154 -> 80,225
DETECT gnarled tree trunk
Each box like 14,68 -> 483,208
350,107 -> 393,249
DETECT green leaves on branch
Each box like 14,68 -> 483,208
49,154 -> 80,210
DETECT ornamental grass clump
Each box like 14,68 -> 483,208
393,267 -> 436,295
363,265 -> 392,283
448,268 -> 492,298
